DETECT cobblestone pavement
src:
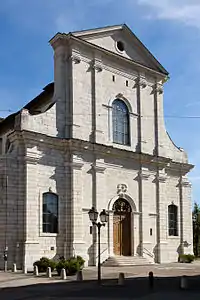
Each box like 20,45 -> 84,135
0,263 -> 200,299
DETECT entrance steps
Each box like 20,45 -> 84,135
102,255 -> 154,267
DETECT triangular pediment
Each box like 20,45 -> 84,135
72,24 -> 168,75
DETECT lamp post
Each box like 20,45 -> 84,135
88,207 -> 109,284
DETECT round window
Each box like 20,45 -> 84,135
116,41 -> 124,52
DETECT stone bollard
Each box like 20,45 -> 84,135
118,272 -> 125,286
12,263 -> 17,273
23,266 -> 27,274
180,275 -> 188,290
34,265 -> 39,276
61,268 -> 66,280
47,267 -> 52,278
148,271 -> 154,289
76,270 -> 83,281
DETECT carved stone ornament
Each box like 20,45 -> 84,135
156,173 -> 167,183
139,170 -> 150,180
134,77 -> 147,89
180,177 -> 192,187
92,59 -> 103,72
153,83 -> 163,94
117,184 -> 127,195
71,54 -> 81,64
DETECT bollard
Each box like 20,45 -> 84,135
118,272 -> 125,286
12,263 -> 17,273
34,265 -> 39,276
23,266 -> 27,274
76,270 -> 83,281
61,268 -> 66,280
180,275 -> 188,290
47,267 -> 52,278
148,271 -> 154,289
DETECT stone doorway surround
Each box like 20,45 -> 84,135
107,189 -> 140,258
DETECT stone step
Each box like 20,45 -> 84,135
102,256 -> 153,267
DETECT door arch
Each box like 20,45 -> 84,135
113,198 -> 132,256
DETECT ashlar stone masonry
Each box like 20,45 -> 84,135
0,24 -> 194,270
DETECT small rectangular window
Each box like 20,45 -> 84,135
126,80 -> 129,87
112,75 -> 115,82
150,228 -> 152,236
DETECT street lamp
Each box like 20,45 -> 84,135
88,207 -> 109,284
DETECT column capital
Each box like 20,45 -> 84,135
70,54 -> 81,64
179,177 -> 192,187
138,169 -> 151,180
152,83 -> 163,94
134,76 -> 147,88
155,173 -> 168,183
90,59 -> 103,72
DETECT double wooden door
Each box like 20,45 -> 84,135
113,211 -> 131,256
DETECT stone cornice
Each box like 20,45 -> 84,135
11,130 -> 193,174
70,35 -> 167,79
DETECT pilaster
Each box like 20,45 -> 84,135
138,167 -> 151,256
179,176 -> 193,255
155,170 -> 168,263
24,151 -> 41,270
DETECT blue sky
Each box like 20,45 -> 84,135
0,0 -> 200,204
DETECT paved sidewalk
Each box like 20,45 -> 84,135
0,263 -> 200,299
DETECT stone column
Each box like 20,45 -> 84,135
64,156 -> 84,258
138,168 -> 151,256
135,76 -> 148,153
51,39 -> 71,138
179,176 -> 193,255
72,157 -> 84,257
133,212 -> 140,256
155,171 -> 168,263
24,151 -> 40,271
92,161 -> 107,264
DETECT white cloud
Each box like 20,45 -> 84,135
137,0 -> 200,29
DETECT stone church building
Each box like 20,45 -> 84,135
0,24 -> 194,270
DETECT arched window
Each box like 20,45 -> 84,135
112,99 -> 130,145
168,204 -> 178,236
43,192 -> 58,233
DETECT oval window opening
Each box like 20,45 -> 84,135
117,41 -> 124,52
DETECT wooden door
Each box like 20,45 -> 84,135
113,212 -> 131,256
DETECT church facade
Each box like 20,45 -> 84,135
0,24 -> 193,270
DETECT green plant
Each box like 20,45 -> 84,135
33,257 -> 56,273
56,260 -> 68,276
179,254 -> 195,263
56,256 -> 85,276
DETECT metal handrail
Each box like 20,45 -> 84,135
143,247 -> 154,258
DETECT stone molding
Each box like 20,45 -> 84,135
65,161 -> 84,170
149,213 -> 158,217
25,152 -> 42,165
91,164 -> 106,173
